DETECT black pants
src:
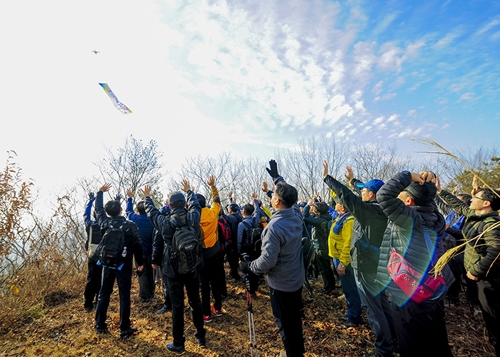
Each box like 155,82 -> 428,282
95,267 -> 132,332
167,271 -> 205,346
137,255 -> 155,301
200,252 -> 224,315
226,244 -> 240,277
316,250 -> 336,291
477,280 -> 500,356
392,299 -> 453,357
84,259 -> 102,308
270,287 -> 305,357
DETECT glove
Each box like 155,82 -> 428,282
114,193 -> 123,202
240,260 -> 251,274
265,159 -> 279,179
88,192 -> 95,201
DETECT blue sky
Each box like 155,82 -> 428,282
1,0 -> 499,203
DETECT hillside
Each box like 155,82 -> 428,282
0,270 -> 495,357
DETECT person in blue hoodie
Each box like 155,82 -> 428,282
126,188 -> 155,302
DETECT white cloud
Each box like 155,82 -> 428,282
475,18 -> 500,35
459,92 -> 474,101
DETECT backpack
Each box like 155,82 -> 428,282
241,221 -> 263,256
217,215 -> 232,252
171,214 -> 202,275
87,222 -> 103,258
94,220 -> 126,270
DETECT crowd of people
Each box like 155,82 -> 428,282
83,159 -> 500,357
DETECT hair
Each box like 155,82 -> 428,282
243,203 -> 255,216
456,193 -> 472,206
136,200 -> 146,214
196,194 -> 206,208
274,182 -> 298,208
104,200 -> 121,217
478,188 -> 500,211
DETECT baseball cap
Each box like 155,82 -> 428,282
356,179 -> 384,194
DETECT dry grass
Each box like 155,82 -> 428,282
0,263 -> 496,357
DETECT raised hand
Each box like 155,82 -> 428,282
126,188 -> 134,198
265,159 -> 279,179
140,185 -> 151,198
344,166 -> 354,182
181,179 -> 191,192
99,183 -> 112,193
207,175 -> 216,187
322,160 -> 329,178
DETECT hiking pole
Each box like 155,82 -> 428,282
243,274 -> 257,357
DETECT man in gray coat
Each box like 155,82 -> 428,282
241,160 -> 305,357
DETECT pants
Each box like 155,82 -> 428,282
356,271 -> 396,356
200,252 -> 224,315
167,271 -> 205,346
226,244 -> 240,278
334,259 -> 362,324
316,249 -> 336,291
477,280 -> 500,356
157,266 -> 172,308
84,259 -> 102,308
392,299 -> 453,357
95,267 -> 132,332
137,255 -> 155,301
270,287 -> 305,357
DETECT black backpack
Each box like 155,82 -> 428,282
171,215 -> 202,275
242,221 -> 262,255
94,220 -> 126,270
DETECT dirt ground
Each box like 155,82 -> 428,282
0,268 -> 496,357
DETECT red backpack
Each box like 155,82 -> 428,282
217,215 -> 232,252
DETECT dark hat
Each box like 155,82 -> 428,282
356,179 -> 384,194
196,194 -> 206,208
405,181 -> 437,206
169,192 -> 186,208
229,203 -> 240,212
313,201 -> 329,214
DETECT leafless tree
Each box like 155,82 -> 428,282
95,135 -> 165,198
278,136 -> 350,202
350,142 -> 411,183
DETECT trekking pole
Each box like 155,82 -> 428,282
243,274 -> 257,357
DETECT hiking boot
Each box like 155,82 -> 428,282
197,336 -> 206,348
156,305 -> 172,314
120,327 -> 137,339
203,315 -> 212,323
211,305 -> 222,317
321,287 -> 334,295
96,327 -> 110,335
166,342 -> 185,355
341,320 -> 361,328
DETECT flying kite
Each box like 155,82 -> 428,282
98,83 -> 132,114
92,49 -> 100,54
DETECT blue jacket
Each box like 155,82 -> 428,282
237,199 -> 261,254
126,198 -> 154,256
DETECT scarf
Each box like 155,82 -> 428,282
333,212 -> 351,235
